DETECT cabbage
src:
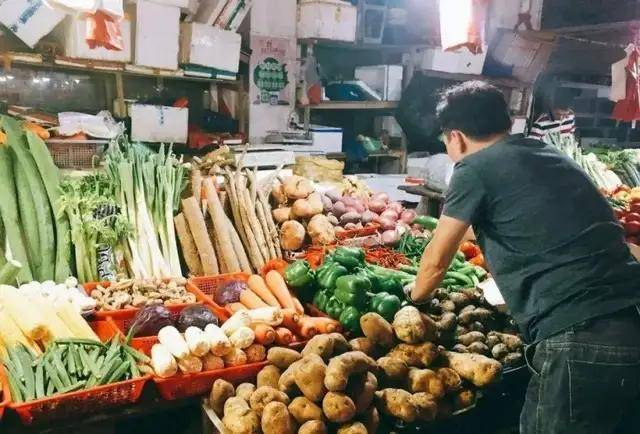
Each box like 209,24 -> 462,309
176,305 -> 219,332
128,304 -> 173,337
214,280 -> 246,305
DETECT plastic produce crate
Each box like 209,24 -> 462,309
6,320 -> 150,425
335,223 -> 380,240
132,337 -> 266,401
188,273 -> 250,321
84,280 -> 214,320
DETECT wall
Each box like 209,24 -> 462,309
248,0 -> 297,142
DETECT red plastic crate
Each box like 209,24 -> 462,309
188,273 -> 250,321
132,337 -> 266,401
0,369 -> 8,421
85,280 -> 214,320
6,321 -> 150,425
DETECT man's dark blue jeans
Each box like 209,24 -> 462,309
520,306 -> 640,434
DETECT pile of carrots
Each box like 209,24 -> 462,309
225,270 -> 340,345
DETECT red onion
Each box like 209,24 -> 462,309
321,195 -> 333,212
387,201 -> 404,214
325,190 -> 342,203
400,209 -> 417,224
361,210 -> 378,224
353,201 -> 366,213
368,200 -> 386,214
332,201 -> 347,217
341,196 -> 356,207
380,210 -> 399,221
381,229 -> 400,246
378,217 -> 396,231
371,192 -> 390,203
344,222 -> 358,230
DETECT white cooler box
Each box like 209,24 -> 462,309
297,0 -> 357,42
310,125 -> 343,153
355,65 -> 403,101
421,47 -> 487,75
179,23 -> 241,73
0,0 -> 65,48
130,104 -> 188,143
56,16 -> 132,62
134,0 -> 180,70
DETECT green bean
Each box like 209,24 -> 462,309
35,360 -> 45,399
51,348 -> 71,387
6,368 -> 24,403
58,380 -> 86,394
123,345 -> 150,364
16,346 -> 35,400
104,360 -> 130,384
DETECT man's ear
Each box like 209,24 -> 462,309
450,130 -> 467,155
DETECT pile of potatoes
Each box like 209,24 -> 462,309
209,306 -> 506,433
425,288 -> 524,368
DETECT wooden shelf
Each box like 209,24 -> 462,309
1,52 -> 239,85
299,38 -> 438,53
299,101 -> 398,110
419,69 -> 529,88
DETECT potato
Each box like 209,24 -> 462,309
324,351 -> 377,392
502,352 -> 524,367
303,334 -> 342,361
361,406 -> 380,434
440,300 -> 456,312
387,343 -> 440,368
348,371 -> 377,414
261,401 -> 296,434
360,312 -> 395,349
453,389 -> 476,411
272,182 -> 288,204
280,220 -> 306,251
457,331 -> 486,346
294,354 -> 327,402
210,379 -> 235,414
298,420 -> 327,434
376,356 -> 409,385
458,308 -> 492,325
467,342 -> 490,355
250,386 -> 291,415
392,306 -> 427,344
278,360 -> 302,395
288,396 -> 323,424
444,351 -> 502,386
348,337 -> 379,357
283,175 -> 314,200
268,347 -> 302,369
307,192 -> 325,215
469,321 -> 485,333
273,207 -> 292,224
375,388 -> 417,423
418,312 -> 439,341
448,291 -> 471,308
292,199 -> 316,219
322,392 -> 356,423
486,334 -> 501,348
490,332 -> 524,351
339,211 -> 361,225
236,383 -> 256,401
435,312 -> 457,331
436,367 -> 462,392
222,397 -> 260,434
411,392 -> 438,422
246,344 -> 267,363
328,332 -> 351,354
308,214 -> 336,245
407,368 -> 445,398
452,344 -> 469,353
257,365 -> 281,389
336,421 -> 367,434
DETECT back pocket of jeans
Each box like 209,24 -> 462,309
568,360 -> 640,425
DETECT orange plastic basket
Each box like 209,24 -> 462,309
85,280 -> 214,320
0,370 -> 8,421
133,337 -> 266,401
188,273 -> 250,321
6,320 -> 150,425
335,223 -> 380,240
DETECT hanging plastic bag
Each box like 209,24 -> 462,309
85,10 -> 123,51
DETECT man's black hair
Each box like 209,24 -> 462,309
436,81 -> 512,140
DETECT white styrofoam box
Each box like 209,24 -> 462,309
374,116 -> 403,137
0,0 -> 65,48
251,0 -> 295,37
55,16 -> 132,62
310,125 -> 343,153
355,65 -> 403,101
297,0 -> 357,42
511,117 -> 527,135
179,23 -> 241,73
134,0 -> 180,70
421,47 -> 487,75
358,174 -> 418,203
130,104 -> 188,143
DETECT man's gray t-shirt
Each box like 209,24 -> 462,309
443,135 -> 640,342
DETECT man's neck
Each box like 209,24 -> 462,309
468,132 -> 510,154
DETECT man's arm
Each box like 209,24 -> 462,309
628,242 -> 640,261
411,215 -> 470,303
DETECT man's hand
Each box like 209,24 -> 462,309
411,215 -> 470,303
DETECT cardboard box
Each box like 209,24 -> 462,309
180,23 -> 241,73
130,104 -> 188,143
421,47 -> 487,75
310,125 -> 343,153
355,65 -> 403,101
297,0 -> 357,42
134,0 -> 180,70
0,0 -> 65,48
55,16 -> 132,62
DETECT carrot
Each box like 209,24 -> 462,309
306,317 -> 341,334
252,324 -> 276,345
261,259 -> 288,277
274,327 -> 293,346
227,303 -> 247,313
292,296 -> 304,315
294,317 -> 321,339
265,270 -> 295,310
240,289 -> 269,309
247,274 -> 281,307
281,308 -> 300,329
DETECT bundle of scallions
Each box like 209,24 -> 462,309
105,142 -> 187,279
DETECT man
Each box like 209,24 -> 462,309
409,81 -> 640,434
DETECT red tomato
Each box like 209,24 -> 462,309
626,236 -> 639,245
631,203 -> 640,214
624,221 -> 640,235
626,213 -> 640,223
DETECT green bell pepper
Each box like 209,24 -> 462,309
325,296 -> 345,320
376,276 -> 403,298
284,260 -> 315,289
370,292 -> 401,321
332,247 -> 365,270
316,262 -> 349,291
334,275 -> 371,310
339,306 -> 362,335
412,215 -> 439,231
313,289 -> 331,312
356,267 -> 381,292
